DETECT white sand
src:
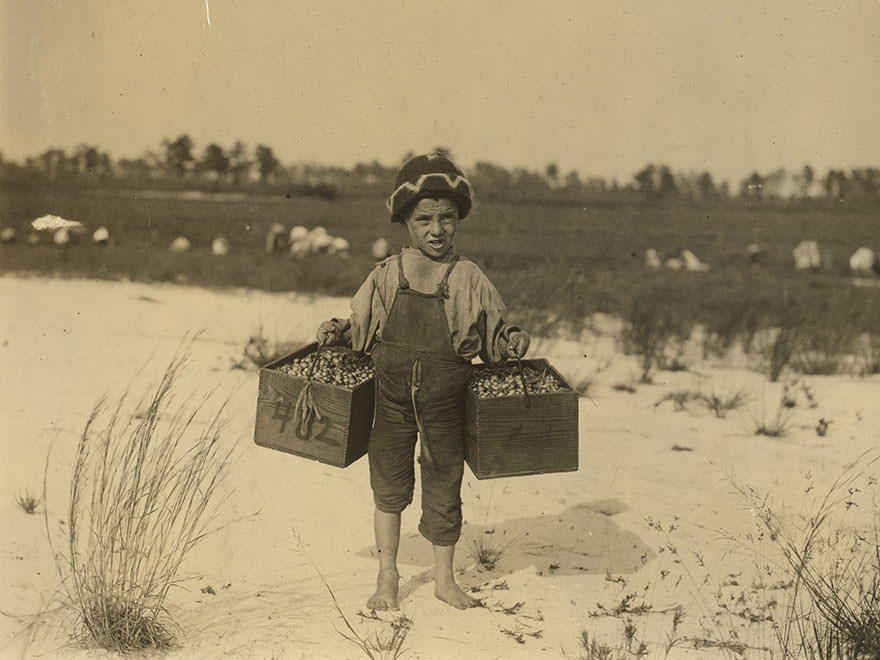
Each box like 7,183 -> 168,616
1,275 -> 877,659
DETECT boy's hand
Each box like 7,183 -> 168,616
507,331 -> 530,359
316,320 -> 342,346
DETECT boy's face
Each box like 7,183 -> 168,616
404,197 -> 459,260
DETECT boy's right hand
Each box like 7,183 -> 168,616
316,320 -> 342,346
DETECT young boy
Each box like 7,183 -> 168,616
317,153 -> 530,610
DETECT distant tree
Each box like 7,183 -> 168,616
634,163 -> 677,201
823,169 -> 849,200
762,168 -> 787,198
545,162 -> 559,187
162,134 -> 195,178
511,167 -> 550,198
634,164 -> 654,193
848,168 -> 880,202
740,171 -> 765,199
696,171 -> 716,199
471,161 -> 512,198
36,148 -> 70,180
117,157 -> 153,181
799,164 -> 815,198
71,145 -> 112,179
255,145 -> 280,183
228,141 -> 252,185
200,143 -> 230,180
563,170 -> 582,191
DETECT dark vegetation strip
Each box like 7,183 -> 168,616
1,188 -> 878,338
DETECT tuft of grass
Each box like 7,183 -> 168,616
295,530 -> 411,660
790,319 -> 857,376
589,593 -> 653,618
768,326 -> 797,382
855,333 -> 880,376
697,388 -> 750,419
791,350 -> 844,376
654,390 -> 696,412
464,529 -> 523,571
728,451 -> 880,660
752,413 -> 793,438
751,392 -> 795,437
16,489 -> 41,514
578,630 -> 616,660
576,622 -> 649,660
50,346 -> 235,653
621,295 -> 690,384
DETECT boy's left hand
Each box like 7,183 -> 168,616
507,331 -> 530,359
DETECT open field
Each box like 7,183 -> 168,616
1,188 -> 879,658
1,275 -> 878,659
1,188 -> 878,342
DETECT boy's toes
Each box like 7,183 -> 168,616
434,582 -> 477,610
366,590 -> 399,611
367,573 -> 400,611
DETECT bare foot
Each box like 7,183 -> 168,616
366,570 -> 399,611
434,579 -> 477,609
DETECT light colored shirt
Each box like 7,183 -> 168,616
347,247 -> 517,365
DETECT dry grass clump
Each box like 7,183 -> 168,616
653,390 -> 696,412
51,348 -> 234,653
16,489 -> 41,514
576,623 -> 650,660
621,296 -> 691,383
856,333 -> 880,376
751,392 -> 795,437
729,452 -> 880,659
294,531 -> 412,660
464,528 -> 525,571
697,388 -> 750,419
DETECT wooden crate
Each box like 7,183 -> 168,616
254,343 -> 375,468
464,359 -> 578,479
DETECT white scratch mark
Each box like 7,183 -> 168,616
205,0 -> 212,27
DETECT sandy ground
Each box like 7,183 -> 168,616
1,274 -> 878,660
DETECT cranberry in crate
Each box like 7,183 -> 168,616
254,343 -> 375,467
464,359 -> 578,479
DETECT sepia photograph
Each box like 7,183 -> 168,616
1,2 -> 879,658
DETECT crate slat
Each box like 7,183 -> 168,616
254,343 -> 374,468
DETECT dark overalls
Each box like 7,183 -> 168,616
369,253 -> 472,546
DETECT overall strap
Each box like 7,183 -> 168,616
396,252 -> 410,289
436,254 -> 460,299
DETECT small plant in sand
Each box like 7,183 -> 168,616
50,347 -> 235,652
16,489 -> 41,514
464,528 -> 524,571
726,452 -> 880,659
767,325 -> 798,382
697,387 -> 750,419
576,622 -> 649,660
653,389 -> 696,412
856,332 -> 880,376
751,392 -> 795,437
790,317 -> 857,376
621,295 -> 689,384
294,531 -> 411,660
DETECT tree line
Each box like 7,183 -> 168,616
1,136 -> 878,206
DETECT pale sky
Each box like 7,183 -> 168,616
2,1 -> 878,186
